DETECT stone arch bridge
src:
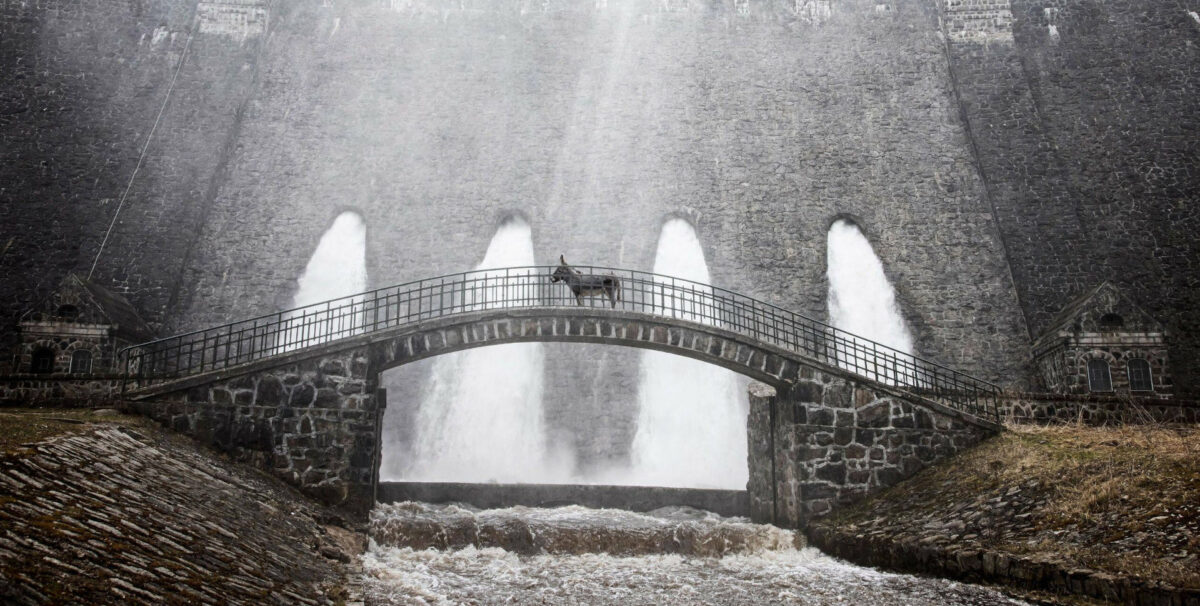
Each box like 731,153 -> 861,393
122,266 -> 1001,526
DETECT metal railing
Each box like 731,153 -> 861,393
119,265 -> 1000,420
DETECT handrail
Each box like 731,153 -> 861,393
119,265 -> 1001,421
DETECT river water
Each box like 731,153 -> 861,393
363,503 -> 1029,605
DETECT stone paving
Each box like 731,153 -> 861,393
0,424 -> 362,605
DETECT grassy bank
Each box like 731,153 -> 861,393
811,423 -> 1199,602
0,407 -> 145,453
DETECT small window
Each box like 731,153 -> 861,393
56,305 -> 80,321
31,348 -> 56,374
1127,359 -> 1153,392
1098,313 -> 1124,330
1087,358 -> 1113,392
70,350 -> 93,374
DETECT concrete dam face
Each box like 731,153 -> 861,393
2,0 -> 1198,400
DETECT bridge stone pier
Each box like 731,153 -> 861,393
746,379 -> 995,528
127,305 -> 1000,524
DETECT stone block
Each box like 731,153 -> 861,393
814,460 -> 845,484
807,407 -> 835,426
834,427 -> 854,446
212,388 -> 233,405
824,382 -> 853,409
790,381 -> 823,404
255,375 -> 284,406
288,384 -> 315,407
800,482 -> 838,500
313,387 -> 340,408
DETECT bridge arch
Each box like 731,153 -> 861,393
369,308 -> 802,388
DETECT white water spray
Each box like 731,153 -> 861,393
627,219 -> 747,489
286,212 -> 368,348
825,219 -> 916,383
404,218 -> 570,483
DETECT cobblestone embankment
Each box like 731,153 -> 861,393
0,418 -> 364,605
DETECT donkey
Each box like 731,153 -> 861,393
550,255 -> 622,308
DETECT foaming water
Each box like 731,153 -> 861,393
371,502 -> 798,557
626,219 -> 747,489
363,504 -> 1031,606
286,211 -> 367,347
826,219 -> 916,383
400,218 -> 571,483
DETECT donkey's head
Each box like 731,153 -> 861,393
550,255 -> 572,283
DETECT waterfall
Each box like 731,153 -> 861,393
627,219 -> 747,489
825,219 -> 916,383
286,212 -> 367,348
404,217 -> 569,483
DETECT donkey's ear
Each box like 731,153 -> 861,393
559,254 -> 566,265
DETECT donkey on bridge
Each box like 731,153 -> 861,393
550,255 -> 622,308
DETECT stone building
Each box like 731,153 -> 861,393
11,275 -> 154,377
1032,283 -> 1171,397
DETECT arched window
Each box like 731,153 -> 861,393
56,305 -> 80,321
1127,358 -> 1153,392
1098,313 -> 1124,330
1086,358 -> 1113,392
31,348 -> 56,374
70,350 -> 93,374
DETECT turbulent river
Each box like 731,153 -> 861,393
363,503 -> 1029,605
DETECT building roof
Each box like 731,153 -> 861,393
1033,281 -> 1164,350
20,274 -> 155,343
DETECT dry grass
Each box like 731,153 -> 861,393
0,408 -> 146,454
823,422 -> 1200,590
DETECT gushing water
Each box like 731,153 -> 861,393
286,211 -> 367,347
627,219 -> 747,489
363,503 -> 1032,606
826,219 -> 916,383
402,218 -> 571,483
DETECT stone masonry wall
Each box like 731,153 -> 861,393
0,376 -> 123,406
943,0 -> 1200,393
132,347 -> 382,515
999,393 -> 1200,425
0,0 -> 266,343
748,375 -> 996,528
